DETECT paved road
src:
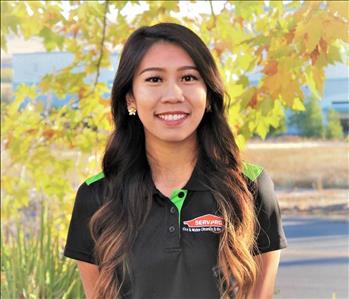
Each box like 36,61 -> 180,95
275,216 -> 349,299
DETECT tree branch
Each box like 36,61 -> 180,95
79,0 -> 109,102
93,0 -> 109,89
209,0 -> 217,28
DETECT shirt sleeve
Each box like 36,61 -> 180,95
252,170 -> 288,256
64,182 -> 101,264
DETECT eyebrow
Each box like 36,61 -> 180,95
138,66 -> 198,75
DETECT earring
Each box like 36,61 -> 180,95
128,107 -> 136,116
206,104 -> 212,112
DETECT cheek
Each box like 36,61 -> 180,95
134,89 -> 156,111
190,88 -> 207,110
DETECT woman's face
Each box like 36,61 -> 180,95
127,41 -> 207,144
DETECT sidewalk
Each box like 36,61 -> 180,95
275,216 -> 349,299
277,189 -> 349,220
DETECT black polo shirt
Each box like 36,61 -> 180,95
64,162 -> 287,299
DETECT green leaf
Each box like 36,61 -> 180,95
227,83 -> 245,100
236,52 -> 256,71
14,84 -> 37,102
256,117 -> 269,139
270,1 -> 284,11
236,75 -> 250,88
268,114 -> 280,128
328,44 -> 344,64
235,134 -> 246,150
304,67 -> 321,99
39,26 -> 65,51
260,97 -> 274,115
235,1 -> 264,20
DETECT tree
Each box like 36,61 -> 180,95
1,0 -> 348,246
326,108 -> 344,139
1,1 -> 348,296
266,117 -> 287,138
288,96 -> 325,138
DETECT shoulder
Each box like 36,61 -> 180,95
74,172 -> 106,212
242,161 -> 274,190
242,161 -> 276,209
85,171 -> 105,186
242,161 -> 264,182
64,172 -> 106,264
242,162 -> 288,254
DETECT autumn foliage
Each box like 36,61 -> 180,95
1,1 -> 349,233
1,1 -> 348,296
1,0 -> 348,246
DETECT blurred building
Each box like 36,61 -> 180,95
0,57 -> 12,103
322,76 -> 349,132
9,51 -> 118,110
1,51 -> 348,134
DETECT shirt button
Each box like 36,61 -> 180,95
178,191 -> 185,198
169,226 -> 176,233
170,207 -> 176,214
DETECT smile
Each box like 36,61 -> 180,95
157,114 -> 187,121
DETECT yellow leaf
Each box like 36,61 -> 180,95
262,73 -> 282,99
281,78 -> 303,105
304,65 -> 324,99
15,84 -> 37,102
260,97 -> 274,115
292,97 -> 305,111
248,120 -> 256,131
227,84 -> 245,100
327,44 -> 343,64
235,134 -> 246,150
324,17 -> 349,44
256,117 -> 268,139
236,52 -> 255,70
328,1 -> 349,20
312,65 -> 325,95
304,15 -> 323,52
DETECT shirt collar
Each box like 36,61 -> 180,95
182,163 -> 210,191
151,161 -> 210,199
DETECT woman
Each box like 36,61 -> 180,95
64,23 -> 288,299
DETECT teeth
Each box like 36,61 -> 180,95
158,114 -> 186,121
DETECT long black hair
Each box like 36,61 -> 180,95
90,23 -> 258,299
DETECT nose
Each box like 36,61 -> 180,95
160,81 -> 185,103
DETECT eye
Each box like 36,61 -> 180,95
182,75 -> 198,82
145,76 -> 162,83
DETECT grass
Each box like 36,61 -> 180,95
242,140 -> 349,189
242,139 -> 349,218
1,203 -> 84,299
1,139 -> 347,297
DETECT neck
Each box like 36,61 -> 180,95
146,135 -> 198,194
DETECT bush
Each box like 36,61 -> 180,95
288,97 -> 325,138
1,203 -> 84,299
287,97 -> 347,139
267,117 -> 287,137
326,108 -> 344,139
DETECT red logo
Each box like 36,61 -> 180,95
183,214 -> 224,228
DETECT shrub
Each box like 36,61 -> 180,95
1,203 -> 84,299
326,108 -> 344,139
288,97 -> 325,138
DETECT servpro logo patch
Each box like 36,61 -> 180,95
182,214 -> 224,233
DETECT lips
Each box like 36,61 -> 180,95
155,111 -> 189,125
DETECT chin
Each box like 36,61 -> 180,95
158,132 -> 197,144
144,127 -> 198,144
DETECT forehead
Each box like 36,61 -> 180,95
137,42 -> 195,71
